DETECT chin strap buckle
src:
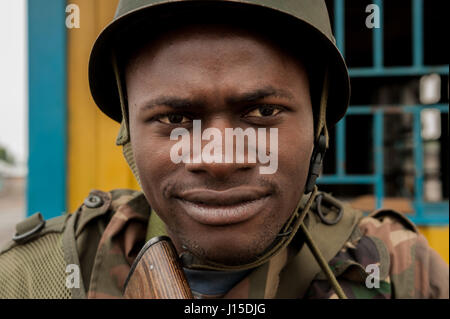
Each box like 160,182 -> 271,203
314,192 -> 344,225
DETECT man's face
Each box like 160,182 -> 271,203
126,25 -> 314,266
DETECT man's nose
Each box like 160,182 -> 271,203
185,118 -> 257,179
186,161 -> 255,180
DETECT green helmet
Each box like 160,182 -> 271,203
89,0 -> 350,134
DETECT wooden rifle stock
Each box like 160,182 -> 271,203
123,236 -> 193,299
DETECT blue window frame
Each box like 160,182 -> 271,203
318,0 -> 449,225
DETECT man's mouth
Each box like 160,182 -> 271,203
175,186 -> 271,226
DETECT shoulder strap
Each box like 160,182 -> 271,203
12,212 -> 46,243
1,212 -> 68,254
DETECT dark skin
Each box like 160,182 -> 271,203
125,25 -> 314,266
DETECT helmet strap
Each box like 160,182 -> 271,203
112,52 -> 130,146
112,52 -> 142,186
304,66 -> 330,194
304,133 -> 327,194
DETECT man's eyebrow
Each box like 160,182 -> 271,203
139,87 -> 294,111
140,96 -> 199,111
226,86 -> 295,104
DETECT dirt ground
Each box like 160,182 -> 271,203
0,177 -> 26,248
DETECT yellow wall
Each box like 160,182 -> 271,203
67,0 -> 139,213
419,226 -> 449,264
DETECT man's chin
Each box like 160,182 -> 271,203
180,233 -> 276,267
202,251 -> 259,267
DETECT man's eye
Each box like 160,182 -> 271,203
158,114 -> 191,124
245,105 -> 282,117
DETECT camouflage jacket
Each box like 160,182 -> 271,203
0,189 -> 448,299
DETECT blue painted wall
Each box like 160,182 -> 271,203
27,0 -> 67,218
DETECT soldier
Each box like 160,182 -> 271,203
0,0 -> 448,299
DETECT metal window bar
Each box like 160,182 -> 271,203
319,0 -> 449,225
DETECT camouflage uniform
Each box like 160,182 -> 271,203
0,189 -> 447,299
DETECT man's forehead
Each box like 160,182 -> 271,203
123,21 -> 302,72
124,24 -> 309,89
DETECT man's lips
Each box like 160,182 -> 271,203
174,187 -> 271,226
